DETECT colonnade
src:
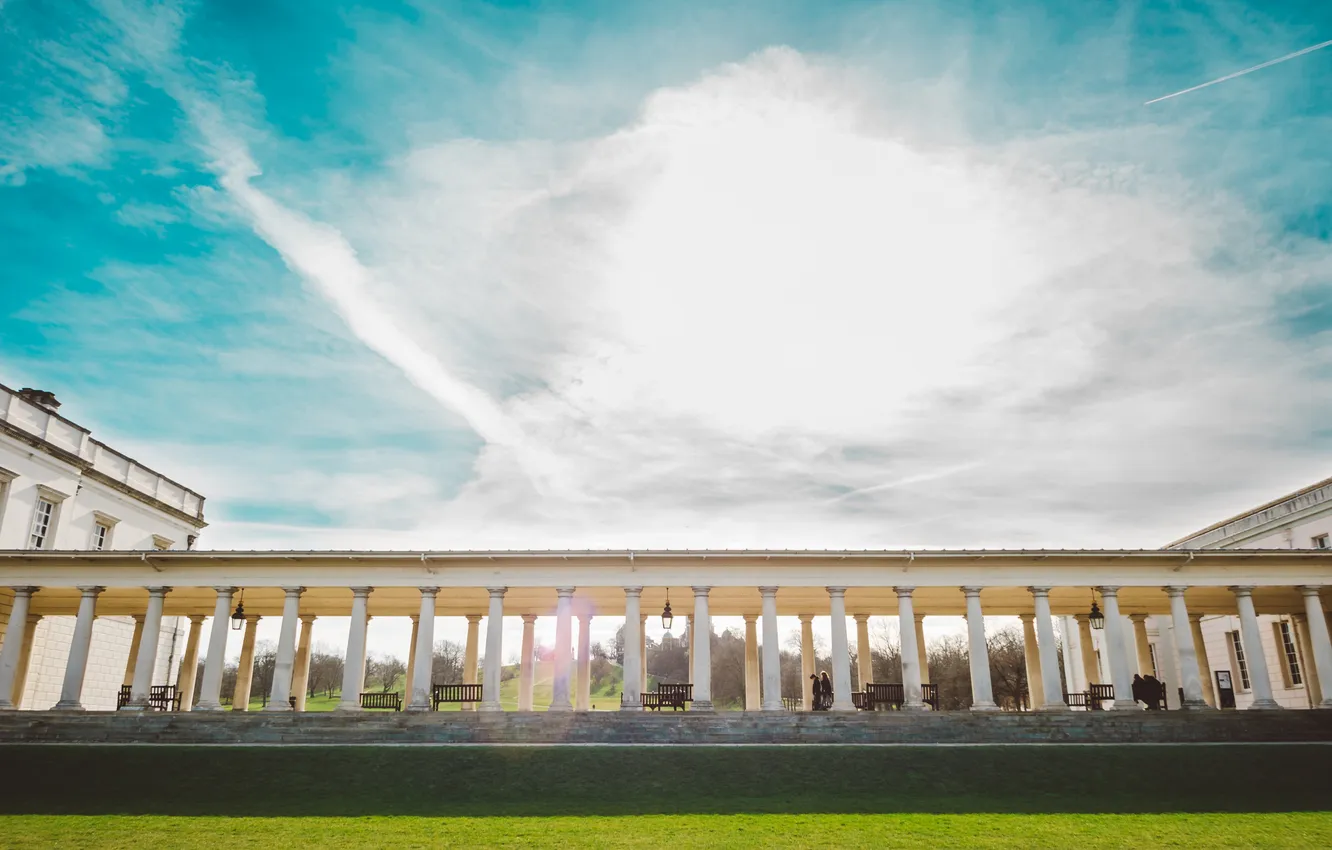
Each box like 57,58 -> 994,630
3,582 -> 1332,712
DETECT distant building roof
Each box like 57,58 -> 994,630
1166,474 -> 1332,549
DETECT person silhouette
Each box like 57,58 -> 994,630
819,671 -> 833,710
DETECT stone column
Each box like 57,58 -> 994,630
1030,588 -> 1066,710
232,615 -> 260,711
1019,613 -> 1045,708
11,613 -> 41,708
0,587 -> 38,709
744,614 -> 760,710
175,615 -> 205,711
1164,587 -> 1208,709
1130,614 -> 1154,676
621,589 -> 642,711
481,588 -> 506,712
1097,587 -> 1138,709
684,614 -> 694,685
640,614 -> 648,694
827,587 -> 853,711
406,614 -> 420,686
266,587 -> 304,712
691,587 -> 713,711
122,614 -> 145,687
1189,614 -> 1216,706
759,587 -> 783,711
463,614 -> 481,712
406,588 -> 438,712
896,587 -> 925,711
1155,617 -> 1182,710
1076,615 -> 1101,686
337,587 -> 373,710
1297,586 -> 1332,709
519,614 -> 537,711
914,613 -> 930,685
1061,615 -> 1085,693
576,613 -> 592,711
962,587 -> 997,711
550,587 -> 575,712
855,614 -> 872,690
1293,615 -> 1321,707
799,614 -> 815,711
196,587 -> 237,711
1232,586 -> 1280,709
54,586 -> 103,710
124,587 -> 171,711
289,615 -> 315,711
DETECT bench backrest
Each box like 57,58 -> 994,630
658,683 -> 693,701
1089,684 -> 1115,704
360,692 -> 402,709
432,683 -> 483,702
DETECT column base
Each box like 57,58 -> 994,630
761,704 -> 786,712
0,701 -> 16,711
192,702 -> 226,712
1180,699 -> 1213,710
690,700 -> 715,712
333,703 -> 363,712
1111,700 -> 1142,710
405,703 -> 432,713
1315,700 -> 1332,710
970,702 -> 1001,712
263,703 -> 293,712
547,702 -> 572,713
1038,702 -> 1072,712
901,702 -> 929,713
52,700 -> 84,711
119,701 -> 150,712
619,700 -> 642,712
1248,699 -> 1283,710
479,701 -> 503,712
831,701 -> 855,712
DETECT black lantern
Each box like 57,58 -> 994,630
661,590 -> 674,631
231,591 -> 246,631
1088,589 -> 1105,630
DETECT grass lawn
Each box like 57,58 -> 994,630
3,744 -> 1327,847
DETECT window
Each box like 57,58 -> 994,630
90,511 -> 118,551
1314,534 -> 1329,549
1276,621 -> 1303,687
151,535 -> 173,551
1148,642 -> 1161,678
0,467 -> 15,537
1228,630 -> 1251,692
29,498 -> 55,548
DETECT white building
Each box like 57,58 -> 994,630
0,384 -> 207,710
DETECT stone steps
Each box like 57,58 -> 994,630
2,710 -> 1331,745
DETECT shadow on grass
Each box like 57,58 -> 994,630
0,744 -> 1328,817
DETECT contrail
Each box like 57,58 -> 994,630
1145,38 -> 1332,105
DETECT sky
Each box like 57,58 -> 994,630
3,0 -> 1331,660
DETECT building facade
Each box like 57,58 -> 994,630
0,384 -> 207,710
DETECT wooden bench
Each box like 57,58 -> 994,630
360,691 -> 403,711
863,682 -> 939,710
852,691 -> 869,710
782,696 -> 801,712
1064,691 -> 1092,710
431,683 -> 482,710
642,683 -> 693,711
117,684 -> 181,711
1090,683 -> 1115,710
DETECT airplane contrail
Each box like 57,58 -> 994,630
1145,38 -> 1332,105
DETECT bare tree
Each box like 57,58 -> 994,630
365,653 -> 407,693
251,640 -> 277,706
308,644 -> 345,698
927,633 -> 973,710
987,626 -> 1028,710
432,639 -> 465,684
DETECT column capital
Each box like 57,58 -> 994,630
1096,585 -> 1120,597
894,586 -> 915,597
350,586 -> 374,597
797,613 -> 814,624
623,586 -> 643,597
522,614 -> 538,625
76,585 -> 105,596
826,586 -> 847,597
691,586 -> 712,596
7,586 -> 39,597
853,613 -> 870,623
212,586 -> 239,596
1128,613 -> 1149,623
1296,585 -> 1325,598
299,614 -> 317,625
1189,612 -> 1205,622
1018,612 -> 1034,623
1073,613 -> 1089,625
758,586 -> 779,597
146,586 -> 172,596
578,612 -> 592,623
281,586 -> 305,596
960,586 -> 984,597
743,613 -> 757,623
486,587 -> 507,598
914,612 -> 926,623
189,614 -> 207,625
409,614 -> 419,623
244,614 -> 261,624
555,587 -> 576,597
466,614 -> 483,624
1164,585 -> 1189,598
131,613 -> 145,623
1027,586 -> 1051,597
1229,585 -> 1255,597
418,586 -> 440,597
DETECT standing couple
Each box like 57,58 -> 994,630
810,672 -> 834,710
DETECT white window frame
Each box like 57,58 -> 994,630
151,534 -> 174,551
1275,620 -> 1303,688
1314,534 -> 1329,550
28,485 -> 69,550
0,466 -> 16,540
90,511 -> 119,551
1228,630 -> 1251,692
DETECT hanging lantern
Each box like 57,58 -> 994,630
231,591 -> 246,631
661,590 -> 674,631
1088,589 -> 1105,630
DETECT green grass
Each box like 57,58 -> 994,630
4,745 -> 1327,847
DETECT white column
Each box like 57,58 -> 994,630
480,587 -> 506,712
1232,586 -> 1280,709
406,614 -> 420,687
744,614 -> 760,710
1130,614 -> 1154,675
854,614 -> 872,690
799,614 -> 815,710
1076,615 -> 1101,686
176,615 -> 205,711
691,586 -> 713,710
1294,615 -> 1322,707
519,614 -> 537,710
621,588 -> 643,711
914,613 -> 930,685
641,614 -> 649,694
1155,616 -> 1182,709
266,587 -> 304,711
962,587 -> 997,711
896,587 -> 925,711
123,586 -> 170,711
1029,588 -> 1066,710
550,587 -> 575,711
291,615 -> 316,711
1061,615 -> 1085,693
1190,614 -> 1216,706
195,587 -> 237,711
1097,587 -> 1140,709
1165,587 -> 1208,709
827,587 -> 853,711
576,613 -> 592,711
11,614 -> 40,709
122,614 -> 144,688
1298,587 -> 1332,709
759,587 -> 783,711
337,587 -> 373,710
406,587 -> 438,711
54,586 -> 103,710
1019,614 -> 1045,708
463,613 -> 481,712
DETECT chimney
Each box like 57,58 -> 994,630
17,388 -> 61,411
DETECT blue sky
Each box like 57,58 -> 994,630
3,0 -> 1332,557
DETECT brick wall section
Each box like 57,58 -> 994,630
17,616 -> 185,710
